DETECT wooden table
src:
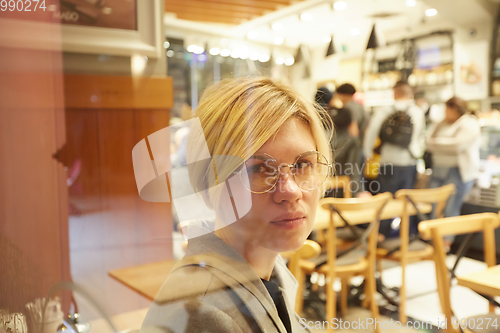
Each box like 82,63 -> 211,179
314,198 -> 432,230
109,260 -> 177,301
456,265 -> 500,297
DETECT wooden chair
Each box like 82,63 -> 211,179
376,184 -> 456,323
323,175 -> 351,198
317,175 -> 353,248
313,192 -> 392,332
285,240 -> 322,313
419,213 -> 500,333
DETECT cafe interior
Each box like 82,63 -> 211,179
3,0 -> 500,332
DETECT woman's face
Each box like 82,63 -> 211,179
445,106 -> 460,123
220,118 -> 321,253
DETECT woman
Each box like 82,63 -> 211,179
425,97 -> 481,218
142,77 -> 332,332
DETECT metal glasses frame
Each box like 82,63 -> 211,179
238,150 -> 332,194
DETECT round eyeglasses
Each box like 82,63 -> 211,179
237,150 -> 332,194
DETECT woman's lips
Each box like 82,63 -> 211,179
270,217 -> 306,229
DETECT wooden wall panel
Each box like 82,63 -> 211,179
64,75 -> 174,320
97,109 -> 138,200
0,47 -> 71,315
64,75 -> 173,109
64,75 -> 174,300
65,109 -> 101,203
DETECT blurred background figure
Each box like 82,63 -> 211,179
426,97 -> 481,218
336,83 -> 369,145
314,86 -> 333,110
364,81 -> 425,237
315,87 -> 359,197
335,84 -> 369,196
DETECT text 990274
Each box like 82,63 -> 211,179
1,0 -> 46,11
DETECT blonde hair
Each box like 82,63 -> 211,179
186,77 -> 332,210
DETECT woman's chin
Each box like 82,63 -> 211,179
266,235 -> 308,254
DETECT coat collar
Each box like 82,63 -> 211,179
174,232 -> 299,333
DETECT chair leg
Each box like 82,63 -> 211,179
295,269 -> 305,315
434,253 -> 446,314
367,268 -> 380,333
326,275 -> 336,333
377,259 -> 383,278
399,261 -> 407,324
361,292 -> 370,308
340,277 -> 349,316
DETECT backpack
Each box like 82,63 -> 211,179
379,108 -> 413,149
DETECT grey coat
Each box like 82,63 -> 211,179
141,232 -> 309,333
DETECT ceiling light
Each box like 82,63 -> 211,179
350,28 -> 360,36
274,36 -> 284,45
272,23 -> 283,31
230,50 -> 239,58
405,0 -> 417,7
209,47 -> 220,56
194,46 -> 204,54
295,44 -> 303,63
187,45 -> 197,53
322,36 -> 332,43
425,8 -> 437,16
163,41 -> 170,49
220,49 -> 230,57
334,1 -> 347,11
238,48 -> 249,59
247,31 -> 258,39
366,24 -> 386,49
276,57 -> 285,65
250,53 -> 259,61
300,13 -> 313,21
326,35 -> 336,57
285,58 -> 294,66
166,50 -> 174,57
258,54 -> 270,62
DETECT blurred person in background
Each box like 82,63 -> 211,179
315,87 -> 359,197
363,81 -> 425,237
425,97 -> 480,218
336,83 -> 369,142
335,83 -> 368,196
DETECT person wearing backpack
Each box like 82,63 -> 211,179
364,81 -> 425,193
363,81 -> 425,237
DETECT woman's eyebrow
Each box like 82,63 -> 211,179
247,155 -> 271,162
250,150 -> 315,161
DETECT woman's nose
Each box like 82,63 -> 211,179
273,171 -> 302,202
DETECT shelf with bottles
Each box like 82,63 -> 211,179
361,63 -> 453,92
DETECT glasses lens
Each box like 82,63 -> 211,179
293,151 -> 329,190
243,156 -> 278,193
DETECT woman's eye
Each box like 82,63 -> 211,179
295,161 -> 313,169
247,164 -> 266,173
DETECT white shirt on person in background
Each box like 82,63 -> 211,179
425,114 -> 481,183
363,100 -> 425,166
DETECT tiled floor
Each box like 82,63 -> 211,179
68,196 -> 175,321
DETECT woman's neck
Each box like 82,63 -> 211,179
215,228 -> 278,281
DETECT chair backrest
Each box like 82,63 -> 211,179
395,184 -> 456,219
321,192 -> 392,219
418,213 -> 500,333
322,192 -> 392,271
323,175 -> 351,198
391,184 -> 456,259
287,240 -> 322,278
